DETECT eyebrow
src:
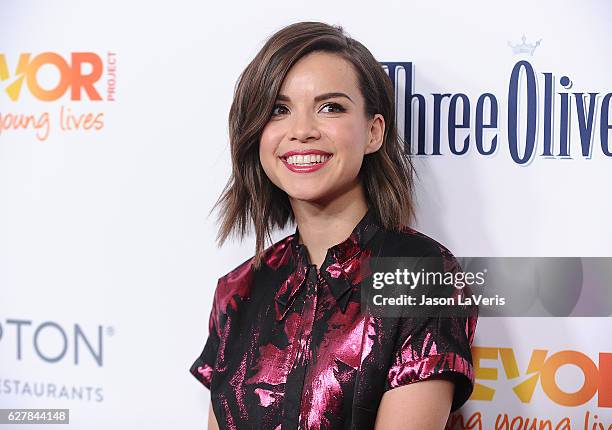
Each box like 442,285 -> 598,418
276,92 -> 354,104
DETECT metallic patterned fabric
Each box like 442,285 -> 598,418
190,208 -> 478,429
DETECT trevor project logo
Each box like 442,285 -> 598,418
0,52 -> 116,102
0,51 -> 116,141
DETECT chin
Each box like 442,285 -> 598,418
285,187 -> 332,204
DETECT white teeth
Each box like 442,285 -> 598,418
285,154 -> 330,165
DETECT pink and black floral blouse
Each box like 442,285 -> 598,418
190,208 -> 478,429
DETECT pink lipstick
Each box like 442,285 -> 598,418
279,149 -> 332,174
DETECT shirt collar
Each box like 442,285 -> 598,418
274,207 -> 381,321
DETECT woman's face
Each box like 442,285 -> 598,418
259,51 -> 384,206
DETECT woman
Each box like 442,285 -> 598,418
190,21 -> 478,429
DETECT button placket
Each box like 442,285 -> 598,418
281,264 -> 319,429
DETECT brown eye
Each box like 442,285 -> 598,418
271,104 -> 289,116
320,102 -> 346,113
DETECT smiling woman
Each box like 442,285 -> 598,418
259,50 -> 386,221
189,21 -> 478,430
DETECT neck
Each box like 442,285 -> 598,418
290,183 -> 369,268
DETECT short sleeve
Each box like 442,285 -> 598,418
385,251 -> 478,413
189,278 -> 222,390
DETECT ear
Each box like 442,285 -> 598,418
365,113 -> 385,155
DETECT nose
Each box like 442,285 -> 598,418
288,110 -> 321,142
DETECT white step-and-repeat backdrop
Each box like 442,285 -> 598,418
1,0 -> 610,428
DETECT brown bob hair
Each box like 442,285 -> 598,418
212,21 -> 417,269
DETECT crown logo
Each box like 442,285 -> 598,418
507,35 -> 542,55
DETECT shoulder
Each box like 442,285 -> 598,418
382,226 -> 457,261
212,233 -> 295,315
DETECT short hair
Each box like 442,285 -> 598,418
212,21 -> 416,269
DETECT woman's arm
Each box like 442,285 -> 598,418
374,377 -> 454,429
208,401 -> 219,430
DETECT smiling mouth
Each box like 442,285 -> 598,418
281,154 -> 332,166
